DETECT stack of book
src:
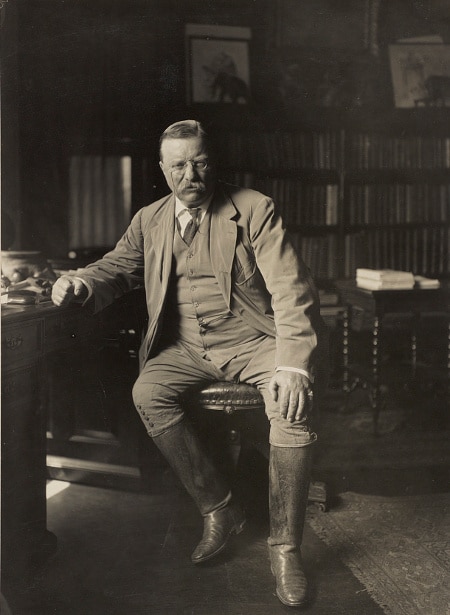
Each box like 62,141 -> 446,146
356,268 -> 415,290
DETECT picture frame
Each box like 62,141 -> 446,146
185,24 -> 251,104
389,44 -> 450,108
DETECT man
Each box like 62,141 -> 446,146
52,119 -> 327,608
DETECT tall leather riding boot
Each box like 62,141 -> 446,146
153,419 -> 245,564
268,444 -> 314,607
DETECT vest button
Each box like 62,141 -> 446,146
190,286 -> 196,291
189,269 -> 194,275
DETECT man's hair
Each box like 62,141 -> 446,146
159,120 -> 212,160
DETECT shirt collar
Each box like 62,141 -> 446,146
175,194 -> 213,220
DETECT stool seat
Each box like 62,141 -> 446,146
191,381 -> 328,511
196,382 -> 265,413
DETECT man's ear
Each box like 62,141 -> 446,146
159,161 -> 164,172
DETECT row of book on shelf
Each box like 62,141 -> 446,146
220,131 -> 340,169
283,227 -> 448,281
355,268 -> 440,290
346,184 -> 449,225
219,131 -> 450,171
344,226 -> 449,278
224,172 -> 338,226
290,234 -> 339,280
346,134 -> 450,169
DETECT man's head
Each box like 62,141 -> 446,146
159,120 -> 217,208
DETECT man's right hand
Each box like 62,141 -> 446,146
51,275 -> 88,307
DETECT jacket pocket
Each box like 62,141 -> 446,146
233,243 -> 256,285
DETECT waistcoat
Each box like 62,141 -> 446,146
163,209 -> 261,363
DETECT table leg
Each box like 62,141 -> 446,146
342,306 -> 350,392
370,316 -> 381,435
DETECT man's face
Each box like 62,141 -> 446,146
159,136 -> 216,208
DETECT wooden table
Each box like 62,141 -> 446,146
1,301 -> 98,586
1,292 -> 147,591
335,280 -> 449,433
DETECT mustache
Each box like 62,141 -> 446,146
181,182 -> 206,191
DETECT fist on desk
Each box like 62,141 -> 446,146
51,275 -> 88,307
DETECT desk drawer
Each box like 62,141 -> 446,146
45,311 -> 95,352
2,320 -> 44,368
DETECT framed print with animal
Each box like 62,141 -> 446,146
389,44 -> 450,108
185,24 -> 251,104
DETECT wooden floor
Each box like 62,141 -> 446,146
6,478 -> 387,615
4,381 -> 448,615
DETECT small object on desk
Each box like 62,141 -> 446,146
2,277 -> 54,305
356,268 -> 414,282
1,250 -> 57,282
356,268 -> 415,290
414,275 -> 441,289
5,290 -> 39,305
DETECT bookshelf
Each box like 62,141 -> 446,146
214,113 -> 450,283
343,128 -> 450,279
219,128 -> 342,280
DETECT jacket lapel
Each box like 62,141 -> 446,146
210,186 -> 238,307
150,194 -> 175,290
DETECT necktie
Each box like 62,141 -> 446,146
182,207 -> 201,246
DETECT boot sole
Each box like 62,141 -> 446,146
191,518 -> 246,564
271,566 -> 308,607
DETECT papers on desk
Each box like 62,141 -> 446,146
355,269 -> 440,290
1,276 -> 54,304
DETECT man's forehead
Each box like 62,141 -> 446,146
161,136 -> 207,160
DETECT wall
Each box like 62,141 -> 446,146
1,1 -> 20,248
3,0 -> 450,256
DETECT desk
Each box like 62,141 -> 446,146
1,301 -> 98,587
1,293 -> 146,590
335,281 -> 449,433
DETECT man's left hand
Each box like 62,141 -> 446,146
269,371 -> 313,422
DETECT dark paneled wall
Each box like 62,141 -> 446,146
8,0 -> 270,255
2,0 -> 450,256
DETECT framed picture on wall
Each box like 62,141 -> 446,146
185,24 -> 251,104
389,44 -> 450,108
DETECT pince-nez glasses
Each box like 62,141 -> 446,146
169,160 -> 209,174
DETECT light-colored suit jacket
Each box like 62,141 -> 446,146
77,182 -> 325,376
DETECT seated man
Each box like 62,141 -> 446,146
52,119 -> 328,608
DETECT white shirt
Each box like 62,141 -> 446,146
175,197 -> 210,236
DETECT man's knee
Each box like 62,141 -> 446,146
132,380 -> 183,437
269,418 -> 317,447
259,388 -> 317,447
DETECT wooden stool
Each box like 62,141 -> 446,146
191,381 -> 327,511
